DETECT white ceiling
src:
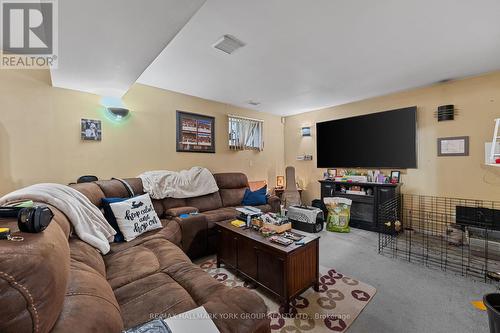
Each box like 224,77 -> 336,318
137,0 -> 500,115
50,0 -> 206,97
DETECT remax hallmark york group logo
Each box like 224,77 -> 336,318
1,0 -> 58,68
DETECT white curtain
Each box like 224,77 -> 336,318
229,115 -> 264,151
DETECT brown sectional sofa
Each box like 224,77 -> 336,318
0,172 -> 278,333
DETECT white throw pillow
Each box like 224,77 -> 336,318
109,194 -> 162,241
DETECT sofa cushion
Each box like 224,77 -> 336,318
162,257 -> 270,332
95,179 -> 133,198
214,173 -> 250,207
106,238 -> 191,288
123,178 -> 145,196
116,273 -> 198,328
110,194 -> 163,242
69,182 -> 106,207
242,185 -> 268,206
152,199 -> 165,218
51,256 -> 123,333
185,192 -> 223,212
69,239 -> 106,277
202,208 -> 238,228
109,219 -> 182,254
161,197 -> 187,210
102,197 -> 127,242
219,188 -> 247,207
213,173 -> 249,189
105,238 -> 198,327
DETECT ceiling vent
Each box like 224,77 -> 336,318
213,35 -> 246,54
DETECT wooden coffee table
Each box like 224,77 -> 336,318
215,221 -> 320,314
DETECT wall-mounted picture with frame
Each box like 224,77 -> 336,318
81,119 -> 102,141
176,111 -> 215,153
437,136 -> 469,156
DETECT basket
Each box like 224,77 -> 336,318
261,222 -> 292,233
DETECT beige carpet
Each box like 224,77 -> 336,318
198,257 -> 376,332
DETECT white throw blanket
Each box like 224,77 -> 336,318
0,183 -> 116,254
138,167 -> 219,199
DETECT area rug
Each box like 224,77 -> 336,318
198,257 -> 376,332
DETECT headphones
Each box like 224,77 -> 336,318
0,206 -> 54,233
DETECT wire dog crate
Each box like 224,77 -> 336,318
378,194 -> 500,281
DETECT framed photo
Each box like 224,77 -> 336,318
276,176 -> 285,188
437,136 -> 469,156
81,119 -> 102,141
390,170 -> 401,183
327,168 -> 337,179
176,111 -> 215,153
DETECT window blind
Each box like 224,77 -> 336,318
228,115 -> 264,151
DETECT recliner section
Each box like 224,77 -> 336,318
71,172 -> 280,260
0,172 -> 275,333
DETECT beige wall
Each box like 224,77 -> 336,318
285,71 -> 500,203
0,70 -> 285,195
3,69 -> 500,201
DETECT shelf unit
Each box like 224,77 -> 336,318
319,180 -> 401,231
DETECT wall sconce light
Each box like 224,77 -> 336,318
107,107 -> 130,120
100,96 -> 130,122
301,126 -> 311,137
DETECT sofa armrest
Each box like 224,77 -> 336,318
165,206 -> 199,218
267,195 -> 281,213
175,214 -> 208,259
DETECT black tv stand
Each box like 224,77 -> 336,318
319,180 -> 400,232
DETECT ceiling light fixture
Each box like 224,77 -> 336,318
213,34 -> 246,54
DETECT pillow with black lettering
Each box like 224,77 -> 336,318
109,194 -> 162,241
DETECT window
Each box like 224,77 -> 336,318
228,115 -> 264,151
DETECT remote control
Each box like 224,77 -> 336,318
295,239 -> 305,246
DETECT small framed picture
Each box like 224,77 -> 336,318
390,170 -> 401,183
81,119 -> 102,141
327,169 -> 337,179
276,176 -> 285,188
437,136 -> 469,156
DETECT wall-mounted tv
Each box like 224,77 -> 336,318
316,107 -> 417,168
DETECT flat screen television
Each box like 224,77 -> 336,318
316,107 -> 417,168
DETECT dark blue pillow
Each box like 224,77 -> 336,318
242,185 -> 268,206
102,197 -> 126,242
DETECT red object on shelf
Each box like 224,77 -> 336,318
496,158 -> 500,164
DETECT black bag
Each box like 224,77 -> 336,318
312,199 -> 328,220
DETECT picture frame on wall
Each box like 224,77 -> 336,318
81,119 -> 102,141
276,175 -> 285,188
437,136 -> 469,156
176,111 -> 216,153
